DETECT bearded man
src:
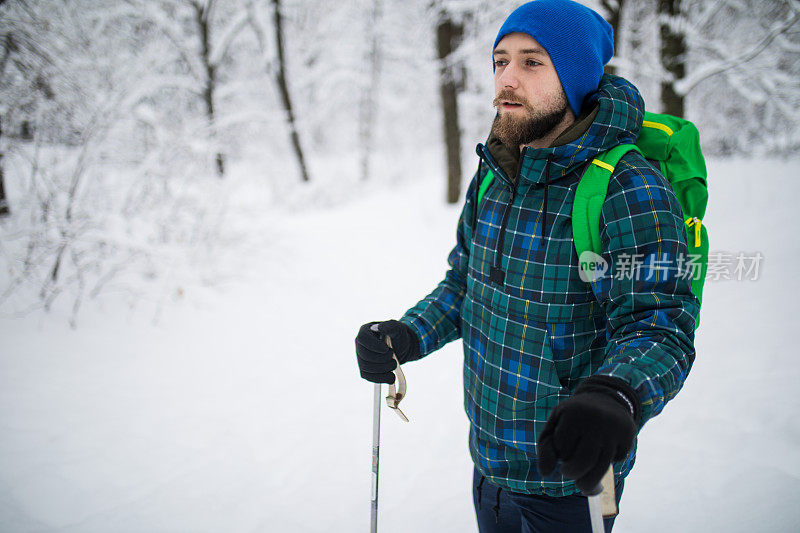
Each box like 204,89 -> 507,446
355,1 -> 699,531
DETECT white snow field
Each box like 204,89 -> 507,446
1,156 -> 799,532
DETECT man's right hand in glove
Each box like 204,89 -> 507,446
355,320 -> 420,384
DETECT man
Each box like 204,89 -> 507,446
355,1 -> 699,531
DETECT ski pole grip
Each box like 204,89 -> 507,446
370,323 -> 410,422
581,465 -> 619,518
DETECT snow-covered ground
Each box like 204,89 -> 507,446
1,156 -> 799,532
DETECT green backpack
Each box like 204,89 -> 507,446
475,111 -> 708,328
572,111 -> 708,328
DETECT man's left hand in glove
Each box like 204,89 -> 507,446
536,375 -> 642,493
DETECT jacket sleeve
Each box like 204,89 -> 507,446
589,152 -> 700,428
398,173 -> 478,358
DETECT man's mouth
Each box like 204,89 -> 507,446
493,93 -> 527,111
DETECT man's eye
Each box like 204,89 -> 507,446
494,59 -> 507,67
526,59 -> 541,67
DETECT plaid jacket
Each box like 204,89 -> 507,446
399,75 -> 699,496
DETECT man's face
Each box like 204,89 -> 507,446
492,32 -> 571,148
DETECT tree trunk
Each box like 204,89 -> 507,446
1,34 -> 11,217
436,15 -> 463,205
0,116 -> 8,217
272,0 -> 310,182
658,0 -> 686,117
601,0 -> 624,76
194,0 -> 225,177
0,155 -> 8,218
0,161 -> 8,218
359,0 -> 382,182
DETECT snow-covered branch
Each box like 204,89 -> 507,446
208,7 -> 249,67
676,6 -> 800,96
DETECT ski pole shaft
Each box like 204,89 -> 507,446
371,382 -> 381,533
587,491 -> 605,533
583,465 -> 616,533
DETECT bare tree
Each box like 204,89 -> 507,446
0,31 -> 9,217
192,0 -> 225,176
245,0 -> 310,183
435,9 -> 465,204
273,0 -> 309,182
658,0 -> 686,117
601,0 -> 625,76
1,1 -> 64,218
359,0 -> 382,182
0,114 -> 8,218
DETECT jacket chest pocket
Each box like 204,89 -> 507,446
502,203 -> 593,306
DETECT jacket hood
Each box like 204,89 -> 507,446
483,74 -> 646,185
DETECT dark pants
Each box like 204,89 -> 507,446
473,468 -> 624,533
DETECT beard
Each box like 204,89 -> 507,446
492,89 -> 569,147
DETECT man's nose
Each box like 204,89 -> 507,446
498,63 -> 520,89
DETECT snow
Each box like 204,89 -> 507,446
1,155 -> 799,532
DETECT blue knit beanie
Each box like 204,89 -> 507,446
493,0 -> 614,116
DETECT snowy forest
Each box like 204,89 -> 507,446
1,2 -> 800,532
0,0 -> 798,322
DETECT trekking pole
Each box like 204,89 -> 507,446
369,325 -> 410,533
370,382 -> 381,533
582,465 -> 618,533
585,484 -> 605,533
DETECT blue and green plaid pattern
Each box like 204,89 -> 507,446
399,75 -> 698,496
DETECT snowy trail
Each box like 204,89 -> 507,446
1,158 -> 799,532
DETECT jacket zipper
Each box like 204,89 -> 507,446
476,144 -> 527,286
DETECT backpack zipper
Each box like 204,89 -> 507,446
685,216 -> 702,247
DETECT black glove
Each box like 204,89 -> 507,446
537,375 -> 641,493
355,320 -> 420,384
